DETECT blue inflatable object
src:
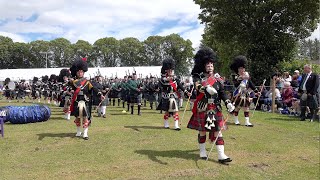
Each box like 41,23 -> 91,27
0,105 -> 51,124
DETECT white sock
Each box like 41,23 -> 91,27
66,113 -> 70,120
164,120 -> 169,128
174,120 -> 180,129
101,106 -> 106,115
216,145 -> 229,160
245,117 -> 252,125
83,127 -> 88,138
234,116 -> 240,124
76,126 -> 82,136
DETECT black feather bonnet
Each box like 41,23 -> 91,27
191,47 -> 217,76
58,69 -> 71,82
161,58 -> 175,74
230,55 -> 247,73
70,56 -> 88,78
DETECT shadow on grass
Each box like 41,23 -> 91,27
37,132 -> 76,140
109,113 -> 131,116
49,116 -> 66,120
135,149 -> 218,165
264,116 -> 300,122
124,125 -> 165,132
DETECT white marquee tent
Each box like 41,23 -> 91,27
0,66 -> 162,82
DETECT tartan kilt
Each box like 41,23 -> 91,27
128,93 -> 141,104
5,90 -> 11,97
71,101 -> 90,118
120,91 -> 127,101
148,93 -> 158,102
156,97 -> 179,112
187,111 -> 223,132
109,90 -> 119,98
300,94 -> 318,109
232,95 -> 250,108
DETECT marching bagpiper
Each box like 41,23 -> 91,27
157,58 -> 190,130
187,47 -> 235,163
146,75 -> 160,110
4,78 -> 14,102
69,57 -> 104,140
126,71 -> 143,115
92,75 -> 108,118
230,55 -> 260,127
58,69 -> 72,120
31,77 -> 41,103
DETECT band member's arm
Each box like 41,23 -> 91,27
217,81 -> 234,112
88,81 -> 103,97
126,80 -> 138,92
176,78 -> 187,93
248,79 -> 259,93
231,74 -> 240,87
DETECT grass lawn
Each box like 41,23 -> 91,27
0,99 -> 319,180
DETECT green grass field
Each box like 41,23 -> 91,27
0,99 -> 319,180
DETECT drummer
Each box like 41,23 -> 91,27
4,79 -> 15,102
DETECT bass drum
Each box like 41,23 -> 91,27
8,81 -> 16,90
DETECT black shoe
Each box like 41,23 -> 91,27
83,137 -> 89,140
103,115 -> 106,118
235,123 -> 241,126
174,128 -> 181,131
300,118 -> 306,121
200,157 -> 207,160
218,158 -> 232,163
245,124 -> 254,127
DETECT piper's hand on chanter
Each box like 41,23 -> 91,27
255,92 -> 261,97
227,103 -> 235,112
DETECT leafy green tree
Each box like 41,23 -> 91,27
143,36 -> 165,66
162,34 -> 194,75
277,59 -> 320,74
72,40 -> 92,57
196,0 -> 320,84
93,37 -> 120,67
29,40 -> 51,68
10,42 -> 31,68
0,36 -> 14,69
50,38 -> 73,67
118,37 -> 144,66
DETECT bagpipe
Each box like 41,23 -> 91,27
232,72 -> 250,97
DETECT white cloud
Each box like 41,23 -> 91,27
308,24 -> 320,40
0,31 -> 27,42
157,26 -> 193,36
0,0 -> 203,46
181,24 -> 205,48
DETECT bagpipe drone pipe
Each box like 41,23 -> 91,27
0,105 -> 51,124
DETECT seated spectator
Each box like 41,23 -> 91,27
263,87 -> 282,112
283,71 -> 292,82
281,82 -> 293,108
294,70 -> 302,85
291,74 -> 299,90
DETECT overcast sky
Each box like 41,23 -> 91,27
0,0 -> 319,48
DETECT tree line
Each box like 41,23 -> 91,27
195,0 -> 320,84
296,39 -> 320,62
0,34 -> 193,75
